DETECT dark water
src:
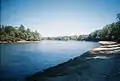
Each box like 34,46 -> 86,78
0,41 -> 100,81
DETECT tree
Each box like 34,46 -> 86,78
0,25 -> 41,42
117,13 -> 120,21
19,25 -> 25,32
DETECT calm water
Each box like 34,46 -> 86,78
0,41 -> 100,80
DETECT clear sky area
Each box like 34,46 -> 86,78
1,0 -> 120,37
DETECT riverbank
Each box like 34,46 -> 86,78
0,40 -> 41,44
26,41 -> 120,81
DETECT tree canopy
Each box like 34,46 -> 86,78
87,21 -> 120,42
117,13 -> 120,21
0,25 -> 41,42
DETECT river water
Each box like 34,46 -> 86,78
0,41 -> 100,81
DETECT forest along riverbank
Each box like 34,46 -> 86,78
26,41 -> 120,81
0,40 -> 41,44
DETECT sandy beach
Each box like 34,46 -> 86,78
26,41 -> 120,81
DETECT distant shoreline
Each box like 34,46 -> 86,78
0,40 -> 90,44
0,40 -> 41,44
0,40 -> 119,44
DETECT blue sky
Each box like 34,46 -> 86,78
1,0 -> 120,37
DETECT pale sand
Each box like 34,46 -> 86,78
92,47 -> 120,51
98,41 -> 117,45
17,40 -> 41,43
91,41 -> 120,54
100,44 -> 120,48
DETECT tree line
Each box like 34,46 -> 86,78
87,14 -> 120,42
87,21 -> 120,42
44,21 -> 120,42
43,35 -> 88,41
44,14 -> 120,42
0,14 -> 120,43
0,25 -> 41,42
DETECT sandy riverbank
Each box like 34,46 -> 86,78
0,40 -> 41,44
98,41 -> 117,45
17,40 -> 41,43
26,41 -> 120,81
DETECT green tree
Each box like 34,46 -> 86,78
117,13 -> 120,21
0,25 -> 41,42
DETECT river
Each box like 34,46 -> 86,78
0,41 -> 100,81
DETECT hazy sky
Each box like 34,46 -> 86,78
1,0 -> 120,37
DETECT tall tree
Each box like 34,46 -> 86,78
117,13 -> 120,21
